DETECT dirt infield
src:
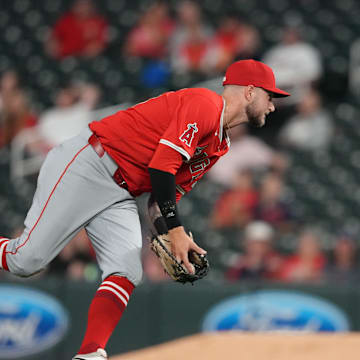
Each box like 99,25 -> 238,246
112,332 -> 360,360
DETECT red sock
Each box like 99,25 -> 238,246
0,238 -> 9,271
78,275 -> 135,354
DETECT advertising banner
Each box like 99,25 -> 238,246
0,285 -> 69,358
202,290 -> 350,333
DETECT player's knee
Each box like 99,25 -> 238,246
131,270 -> 143,287
11,255 -> 46,277
104,269 -> 143,287
131,266 -> 143,286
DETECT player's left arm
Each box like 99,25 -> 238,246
147,95 -> 218,271
148,165 -> 206,274
147,143 -> 207,273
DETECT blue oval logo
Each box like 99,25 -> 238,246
202,290 -> 349,332
0,285 -> 69,358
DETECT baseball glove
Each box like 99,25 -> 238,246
150,233 -> 209,284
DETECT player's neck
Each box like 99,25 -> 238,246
223,109 -> 248,130
222,95 -> 248,130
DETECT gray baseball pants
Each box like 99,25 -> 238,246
4,127 -> 143,285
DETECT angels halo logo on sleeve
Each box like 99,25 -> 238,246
0,285 -> 69,358
179,123 -> 198,147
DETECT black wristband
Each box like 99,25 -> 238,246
148,168 -> 182,230
154,217 -> 168,235
158,200 -> 182,230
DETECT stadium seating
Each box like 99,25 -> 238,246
1,0 -> 360,277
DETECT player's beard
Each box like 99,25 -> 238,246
246,102 -> 266,128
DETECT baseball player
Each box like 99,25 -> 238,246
0,59 -> 289,360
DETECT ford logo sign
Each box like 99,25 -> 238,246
0,285 -> 69,358
202,290 -> 349,333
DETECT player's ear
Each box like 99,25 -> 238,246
244,85 -> 256,102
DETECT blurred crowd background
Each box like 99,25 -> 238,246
1,0 -> 360,286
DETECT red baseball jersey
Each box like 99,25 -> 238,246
89,88 -> 230,199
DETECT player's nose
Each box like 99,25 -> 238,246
269,101 -> 275,112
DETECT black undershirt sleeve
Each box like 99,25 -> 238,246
148,167 -> 182,230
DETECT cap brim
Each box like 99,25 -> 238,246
264,87 -> 291,98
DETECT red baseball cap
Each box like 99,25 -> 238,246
223,59 -> 290,97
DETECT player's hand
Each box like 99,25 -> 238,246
168,226 -> 206,274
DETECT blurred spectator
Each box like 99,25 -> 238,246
38,82 -> 101,147
46,0 -> 109,59
140,60 -> 171,88
0,90 -> 38,148
226,221 -> 283,281
207,125 -> 288,187
212,15 -> 261,72
0,70 -> 21,111
210,169 -> 258,229
124,1 -> 175,59
278,89 -> 334,151
262,26 -> 323,106
324,234 -> 360,284
279,229 -> 326,283
170,0 -> 216,75
48,229 -> 98,281
254,171 -> 294,232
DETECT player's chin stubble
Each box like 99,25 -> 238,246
246,103 -> 265,128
